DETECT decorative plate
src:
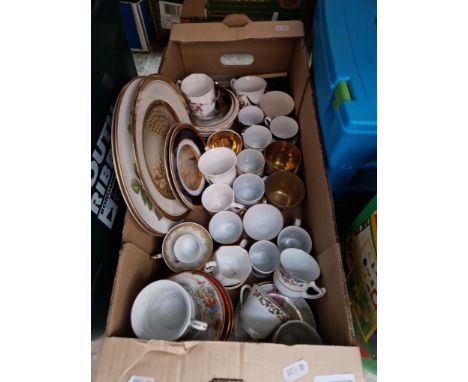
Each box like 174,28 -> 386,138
230,282 -> 316,342
167,123 -> 207,209
132,75 -> 190,220
200,270 -> 234,340
169,271 -> 227,341
111,77 -> 181,236
161,222 -> 213,272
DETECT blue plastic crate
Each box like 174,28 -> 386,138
312,0 -> 377,197
119,0 -> 154,52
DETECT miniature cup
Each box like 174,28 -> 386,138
236,149 -> 265,176
209,210 -> 243,244
273,248 -> 326,299
181,73 -> 216,117
233,173 -> 265,206
198,147 -> 237,185
231,76 -> 267,106
242,125 -> 272,151
202,183 -> 245,215
239,283 -> 289,339
131,280 -> 208,340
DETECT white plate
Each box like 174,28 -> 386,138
133,75 -> 190,220
112,77 -> 182,236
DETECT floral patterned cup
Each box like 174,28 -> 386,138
181,73 -> 217,118
239,283 -> 289,339
273,248 -> 326,300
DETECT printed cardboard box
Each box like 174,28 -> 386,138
95,16 -> 365,382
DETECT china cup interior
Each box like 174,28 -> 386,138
174,234 -> 202,263
238,106 -> 264,126
265,171 -> 305,208
259,91 -> 295,117
277,226 -> 312,253
209,211 -> 243,244
237,149 -> 265,173
272,320 -> 322,345
270,116 -> 299,139
264,141 -> 302,172
131,280 -> 192,340
233,76 -> 267,93
243,204 -> 284,240
181,73 -> 213,97
281,249 -> 320,281
249,240 -> 280,273
202,183 -> 234,212
198,147 -> 237,176
233,174 -> 265,203
243,125 -> 272,149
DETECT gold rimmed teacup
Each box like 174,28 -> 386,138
264,171 -> 305,208
264,141 -> 302,173
207,130 -> 243,154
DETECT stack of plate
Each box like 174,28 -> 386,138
112,75 -> 209,237
169,271 -> 234,341
190,86 -> 240,138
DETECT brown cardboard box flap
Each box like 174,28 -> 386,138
95,337 -> 365,382
314,243 -> 355,346
181,0 -> 207,18
170,19 -> 304,43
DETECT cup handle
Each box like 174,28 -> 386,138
204,261 -> 217,273
191,320 -> 208,331
294,218 -> 301,227
229,202 -> 245,214
302,282 -> 327,300
261,196 -> 268,204
239,238 -> 248,248
150,253 -> 163,261
262,176 -> 268,182
264,117 -> 272,127
230,78 -> 236,89
239,284 -> 251,308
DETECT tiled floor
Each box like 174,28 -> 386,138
132,45 -> 163,76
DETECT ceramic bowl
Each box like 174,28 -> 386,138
207,130 -> 243,154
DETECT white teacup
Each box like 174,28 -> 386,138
202,183 -> 245,215
173,234 -> 203,264
231,76 -> 267,106
131,280 -> 208,340
236,149 -> 265,176
239,283 -> 289,339
233,174 -> 265,206
209,210 -> 243,244
273,248 -> 327,299
277,218 -> 313,253
243,203 -> 284,241
249,240 -> 281,277
198,147 -> 237,186
204,239 -> 251,287
265,116 -> 299,141
181,73 -> 216,118
238,105 -> 264,126
258,91 -> 295,117
242,125 -> 273,151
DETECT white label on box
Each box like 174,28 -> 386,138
282,359 -> 309,382
314,373 -> 355,382
128,376 -> 155,382
275,25 -> 290,31
159,1 -> 182,30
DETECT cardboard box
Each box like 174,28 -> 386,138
95,16 -> 365,382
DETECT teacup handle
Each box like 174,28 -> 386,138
294,218 -> 301,227
230,78 -> 236,89
191,320 -> 208,331
150,253 -> 163,261
239,238 -> 248,248
204,261 -> 217,273
229,202 -> 245,214
264,117 -> 273,127
239,284 -> 251,308
302,282 -> 327,300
